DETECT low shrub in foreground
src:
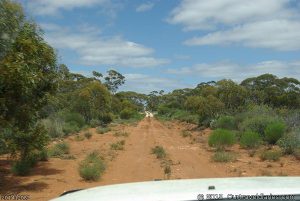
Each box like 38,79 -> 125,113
164,165 -> 171,178
49,142 -> 70,157
240,131 -> 261,149
79,151 -> 105,181
151,146 -> 166,159
84,132 -> 92,139
277,133 -> 299,154
264,121 -> 286,144
113,131 -> 129,137
38,149 -> 49,161
89,119 -> 102,128
212,151 -> 236,163
260,150 -> 282,161
62,122 -> 80,135
294,149 -> 300,160
11,160 -> 32,176
110,140 -> 125,150
208,129 -> 236,150
74,135 -> 85,141
213,116 -> 236,130
96,127 -> 111,134
180,130 -> 192,138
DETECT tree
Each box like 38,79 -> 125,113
0,0 -> 24,59
72,81 -> 111,122
241,74 -> 300,108
92,71 -> 103,80
104,69 -> 125,93
0,1 -> 58,161
216,79 -> 247,111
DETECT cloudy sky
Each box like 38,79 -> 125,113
20,0 -> 300,93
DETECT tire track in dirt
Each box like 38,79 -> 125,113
99,118 -> 163,184
149,119 -> 223,179
100,118 -> 223,183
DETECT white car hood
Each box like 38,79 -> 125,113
51,177 -> 300,201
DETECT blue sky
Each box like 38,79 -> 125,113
20,0 -> 300,93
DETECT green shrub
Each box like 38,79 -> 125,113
74,135 -> 85,141
62,122 -> 80,135
208,129 -> 236,150
212,151 -> 236,162
100,113 -> 114,125
79,151 -> 105,181
26,153 -> 39,167
96,127 -> 111,134
213,116 -> 236,130
180,114 -> 198,124
180,130 -> 192,138
240,131 -> 261,149
294,149 -> 300,160
110,140 -> 125,150
11,160 -> 31,176
64,112 -> 85,128
49,142 -> 70,157
84,132 -> 92,139
61,155 -> 76,160
164,165 -> 171,178
89,119 -> 101,128
260,150 -> 282,161
120,108 -> 135,119
113,131 -> 129,137
0,138 -> 8,155
239,116 -> 278,137
172,110 -> 198,124
277,133 -> 300,154
151,146 -> 166,159
265,122 -> 286,144
41,118 -> 64,138
37,149 -> 49,161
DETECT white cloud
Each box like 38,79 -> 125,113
26,0 -> 109,16
168,0 -> 300,51
166,60 -> 300,81
42,24 -> 169,68
136,2 -> 154,12
185,20 -> 300,51
167,0 -> 294,31
120,73 -> 189,93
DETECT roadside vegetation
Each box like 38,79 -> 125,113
110,140 -> 125,150
152,146 -> 167,159
212,151 -> 237,163
78,151 -> 105,181
151,146 -> 172,179
96,127 -> 111,134
151,76 -> 300,162
114,131 -> 129,137
180,130 -> 192,138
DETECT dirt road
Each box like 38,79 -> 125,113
1,118 -> 299,200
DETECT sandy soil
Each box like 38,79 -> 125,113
0,118 -> 299,200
